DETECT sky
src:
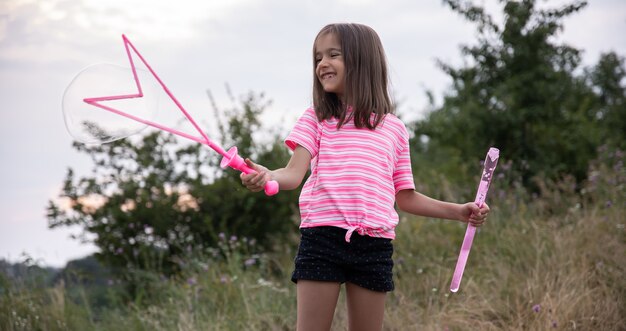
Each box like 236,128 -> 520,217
0,0 -> 624,268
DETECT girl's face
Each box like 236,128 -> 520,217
314,32 -> 345,100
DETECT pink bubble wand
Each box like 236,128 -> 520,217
450,147 -> 499,292
80,35 -> 279,196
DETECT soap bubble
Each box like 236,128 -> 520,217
62,63 -> 159,144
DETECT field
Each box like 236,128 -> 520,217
2,158 -> 624,331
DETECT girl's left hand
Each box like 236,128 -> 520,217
460,202 -> 490,227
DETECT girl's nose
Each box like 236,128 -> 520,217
317,56 -> 328,67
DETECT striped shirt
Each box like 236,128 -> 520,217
285,107 -> 415,241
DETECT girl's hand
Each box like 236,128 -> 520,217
459,202 -> 490,227
240,159 -> 272,192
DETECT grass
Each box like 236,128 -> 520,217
1,157 -> 624,330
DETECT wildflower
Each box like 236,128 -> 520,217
498,189 -> 506,199
220,275 -> 229,283
218,232 -> 226,241
230,235 -> 238,242
257,278 -> 273,287
244,258 -> 256,267
532,304 -> 541,313
606,200 -> 612,208
187,277 -> 197,286
587,171 -> 598,184
551,321 -> 557,328
256,278 -> 287,293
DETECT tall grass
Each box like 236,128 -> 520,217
1,150 -> 624,330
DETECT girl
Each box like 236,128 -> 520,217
241,23 -> 489,331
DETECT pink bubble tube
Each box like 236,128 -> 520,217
82,35 -> 279,196
450,147 -> 499,292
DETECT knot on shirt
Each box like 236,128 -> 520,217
345,225 -> 367,243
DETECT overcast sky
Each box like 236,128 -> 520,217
1,0 -> 624,268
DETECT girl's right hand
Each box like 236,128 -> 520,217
240,159 -> 272,192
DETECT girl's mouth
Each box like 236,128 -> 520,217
321,73 -> 336,80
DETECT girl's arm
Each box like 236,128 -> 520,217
395,189 -> 489,227
240,145 -> 312,192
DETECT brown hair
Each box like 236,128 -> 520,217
312,23 -> 393,129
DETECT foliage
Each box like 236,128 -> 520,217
6,147 -> 626,330
411,0 -> 626,191
47,91 -> 300,291
0,257 -> 58,293
581,145 -> 625,209
585,52 -> 626,149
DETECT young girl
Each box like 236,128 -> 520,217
241,23 -> 489,331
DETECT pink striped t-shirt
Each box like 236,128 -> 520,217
285,107 -> 415,242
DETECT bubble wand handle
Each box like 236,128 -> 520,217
450,147 -> 499,292
83,35 -> 279,196
220,146 -> 279,196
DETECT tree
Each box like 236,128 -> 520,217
586,52 -> 626,149
47,91 -> 300,283
411,0 -> 625,190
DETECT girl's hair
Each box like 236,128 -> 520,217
312,23 -> 394,129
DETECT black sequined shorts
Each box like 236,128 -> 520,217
291,226 -> 394,292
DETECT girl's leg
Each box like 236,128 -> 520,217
296,280 -> 341,331
345,282 -> 386,331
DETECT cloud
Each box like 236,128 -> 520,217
0,0 -> 259,65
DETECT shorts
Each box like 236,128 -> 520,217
291,226 -> 395,292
